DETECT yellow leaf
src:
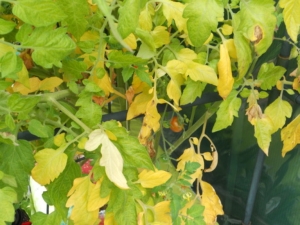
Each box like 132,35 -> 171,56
279,0 -> 300,42
154,201 -> 172,224
139,4 -> 154,31
137,169 -> 172,188
16,63 -> 29,88
201,181 -> 224,225
162,0 -> 187,32
176,48 -> 197,62
90,73 -> 114,96
217,44 -> 234,99
85,129 -> 129,189
202,152 -> 213,161
87,179 -> 110,211
225,39 -> 237,59
77,137 -> 88,149
66,176 -> 100,225
177,148 -> 204,183
12,77 -> 41,95
127,91 -> 153,120
53,133 -> 66,147
281,115 -> 300,157
151,26 -> 170,48
185,61 -> 218,86
167,79 -> 182,107
221,24 -> 233,35
253,116 -> 273,156
124,33 -> 137,50
39,77 -> 63,91
138,99 -> 161,145
31,147 -> 67,185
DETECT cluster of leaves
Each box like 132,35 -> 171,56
0,0 -> 300,224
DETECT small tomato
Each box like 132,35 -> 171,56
170,116 -> 183,133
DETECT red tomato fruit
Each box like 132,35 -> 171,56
81,159 -> 93,174
170,116 -> 183,132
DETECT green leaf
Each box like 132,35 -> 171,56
118,0 -> 141,38
45,158 -> 81,219
233,13 -> 252,79
28,119 -> 51,138
256,63 -> 286,90
238,0 -> 277,55
186,203 -> 205,225
122,66 -> 135,83
180,78 -> 206,105
0,132 -> 18,146
0,51 -> 22,79
62,59 -> 87,82
134,28 -> 156,52
5,114 -> 15,131
0,80 -> 13,90
13,0 -> 66,27
0,141 -> 35,200
213,91 -> 241,132
0,18 -> 15,34
170,193 -> 184,224
0,187 -> 17,224
0,91 -> 9,115
265,97 -> 292,133
183,0 -> 223,47
136,67 -> 152,87
76,101 -> 102,128
107,50 -> 147,68
8,94 -> 40,116
31,211 -> 64,225
57,0 -> 89,40
254,117 -> 273,156
20,26 -> 76,68
0,172 -> 17,188
279,0 -> 300,42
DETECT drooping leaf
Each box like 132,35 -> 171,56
281,115 -> 300,157
256,63 -> 286,90
213,91 -> 241,132
31,147 -> 68,185
13,0 -> 66,27
253,117 -> 273,156
183,0 -> 223,47
0,18 -> 15,34
127,91 -> 152,120
200,181 -> 224,224
137,169 -> 171,188
20,26 -> 76,68
265,97 -> 292,133
217,44 -> 234,99
118,0 -> 141,38
56,0 -> 89,40
0,141 -> 35,199
279,0 -> 300,42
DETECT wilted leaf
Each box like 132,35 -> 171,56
281,115 -> 300,157
217,44 -> 234,99
31,147 -> 68,185
137,169 -> 171,188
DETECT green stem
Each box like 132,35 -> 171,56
44,119 -> 78,137
40,89 -> 74,101
167,101 -> 221,155
48,97 -> 92,133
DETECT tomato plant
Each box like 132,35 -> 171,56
0,0 -> 300,224
170,116 -> 184,133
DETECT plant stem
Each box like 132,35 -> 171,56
48,97 -> 92,133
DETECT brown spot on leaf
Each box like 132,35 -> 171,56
254,26 -> 263,44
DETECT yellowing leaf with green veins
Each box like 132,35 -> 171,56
162,0 -> 186,32
217,44 -> 234,99
139,4 -> 154,31
253,116 -> 273,156
85,129 -> 129,189
200,181 -> 224,224
138,99 -> 161,145
281,115 -> 300,157
137,169 -> 171,188
213,91 -> 241,132
31,148 -> 67,185
185,61 -> 218,86
265,97 -> 292,133
151,26 -> 170,48
154,201 -> 172,224
54,133 -> 66,147
66,176 -> 101,225
279,0 -> 300,42
177,148 -> 204,183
